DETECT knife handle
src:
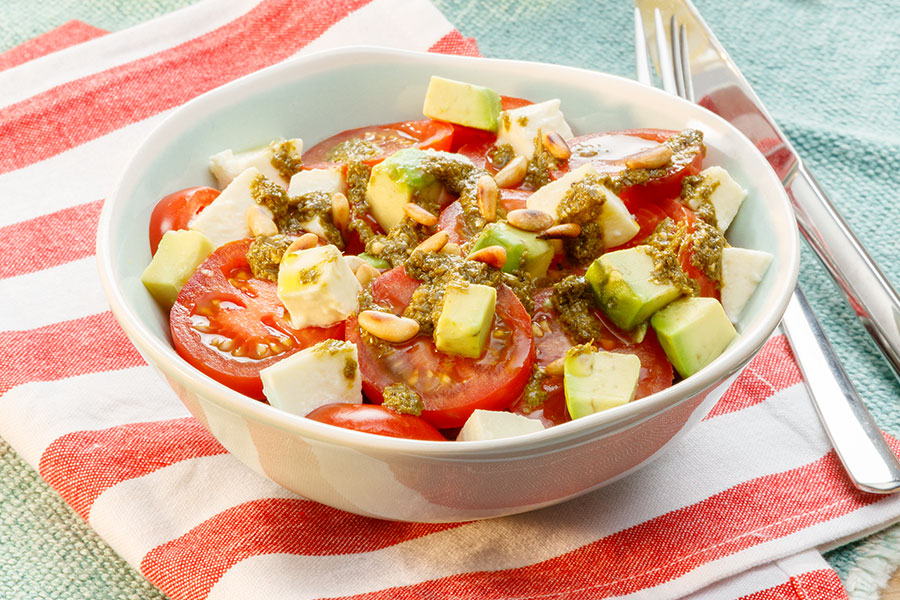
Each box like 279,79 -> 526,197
786,163 -> 900,382
782,288 -> 900,493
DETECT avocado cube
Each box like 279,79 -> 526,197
422,76 -> 502,132
141,229 -> 214,308
650,297 -> 737,378
434,281 -> 497,358
564,348 -> 641,419
585,246 -> 682,331
365,148 -> 442,232
469,222 -> 554,278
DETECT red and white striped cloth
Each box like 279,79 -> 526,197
1,1 -> 898,598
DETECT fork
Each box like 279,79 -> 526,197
633,5 -> 900,493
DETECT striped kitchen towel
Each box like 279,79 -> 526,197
1,1 -> 899,598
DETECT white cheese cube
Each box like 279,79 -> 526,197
188,167 -> 261,249
720,247 -> 773,322
457,409 -> 545,441
496,99 -> 574,160
209,138 -> 303,190
261,340 -> 362,416
526,163 -> 640,247
288,167 -> 346,197
685,166 -> 747,233
277,244 -> 361,329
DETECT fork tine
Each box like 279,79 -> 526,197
678,25 -> 695,102
654,8 -> 678,95
633,7 -> 653,86
670,16 -> 686,98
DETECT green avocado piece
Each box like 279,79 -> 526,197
434,281 -> 497,358
365,148 -> 442,231
650,296 -> 737,378
564,347 -> 641,419
469,222 -> 554,278
357,252 -> 390,270
585,246 -> 682,331
422,76 -> 502,132
141,229 -> 214,308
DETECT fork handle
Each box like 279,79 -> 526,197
787,162 -> 900,383
782,287 -> 900,493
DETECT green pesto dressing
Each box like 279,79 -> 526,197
249,173 -> 344,248
246,234 -> 295,282
550,275 -> 608,344
382,383 -> 424,416
269,139 -> 304,181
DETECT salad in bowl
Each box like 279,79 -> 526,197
98,48 -> 797,521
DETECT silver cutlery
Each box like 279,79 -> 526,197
634,0 -> 900,493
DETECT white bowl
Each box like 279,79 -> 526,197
97,47 -> 799,522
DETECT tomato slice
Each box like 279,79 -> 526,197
302,120 -> 454,166
513,288 -> 674,427
149,186 -> 219,254
306,403 -> 446,441
347,266 -> 535,429
170,239 -> 344,399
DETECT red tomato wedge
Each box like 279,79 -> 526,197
306,404 -> 446,441
302,120 -> 453,167
149,186 -> 219,254
347,266 -> 535,429
170,239 -> 344,399
513,288 -> 674,427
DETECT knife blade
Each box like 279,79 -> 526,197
634,0 -> 900,383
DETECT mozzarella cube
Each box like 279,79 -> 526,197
720,247 -> 773,322
188,167 -> 261,249
496,99 -> 574,160
288,167 -> 346,197
209,138 -> 303,189
685,166 -> 747,233
277,244 -> 361,329
261,340 -> 362,416
526,163 -> 640,247
457,410 -> 545,441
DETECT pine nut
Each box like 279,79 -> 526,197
624,145 -> 673,169
355,263 -> 381,288
413,230 -> 449,254
440,242 -> 462,256
467,245 -> 507,269
331,192 -> 350,230
542,131 -> 572,160
403,202 -> 438,227
358,310 -> 420,343
476,174 -> 499,221
539,223 -> 582,239
369,240 -> 386,255
246,205 -> 278,237
506,208 -> 554,232
343,255 -> 366,273
493,155 -> 527,188
286,232 -> 319,253
544,357 -> 565,376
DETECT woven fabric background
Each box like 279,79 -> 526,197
1,0 -> 898,597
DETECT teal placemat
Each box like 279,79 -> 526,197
2,0 -> 898,597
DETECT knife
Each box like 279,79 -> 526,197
634,0 -> 900,384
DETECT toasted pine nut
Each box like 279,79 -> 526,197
440,242 -> 462,256
506,208 -> 554,232
246,205 -> 278,237
542,131 -> 572,160
354,263 -> 380,288
286,232 -> 319,253
343,255 -> 366,273
544,357 -> 565,376
414,230 -> 449,254
403,202 -> 438,227
331,192 -> 350,230
369,240 -> 386,255
624,145 -> 673,169
467,245 -> 507,269
358,310 -> 420,343
476,174 -> 499,221
493,155 -> 528,188
539,223 -> 582,239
